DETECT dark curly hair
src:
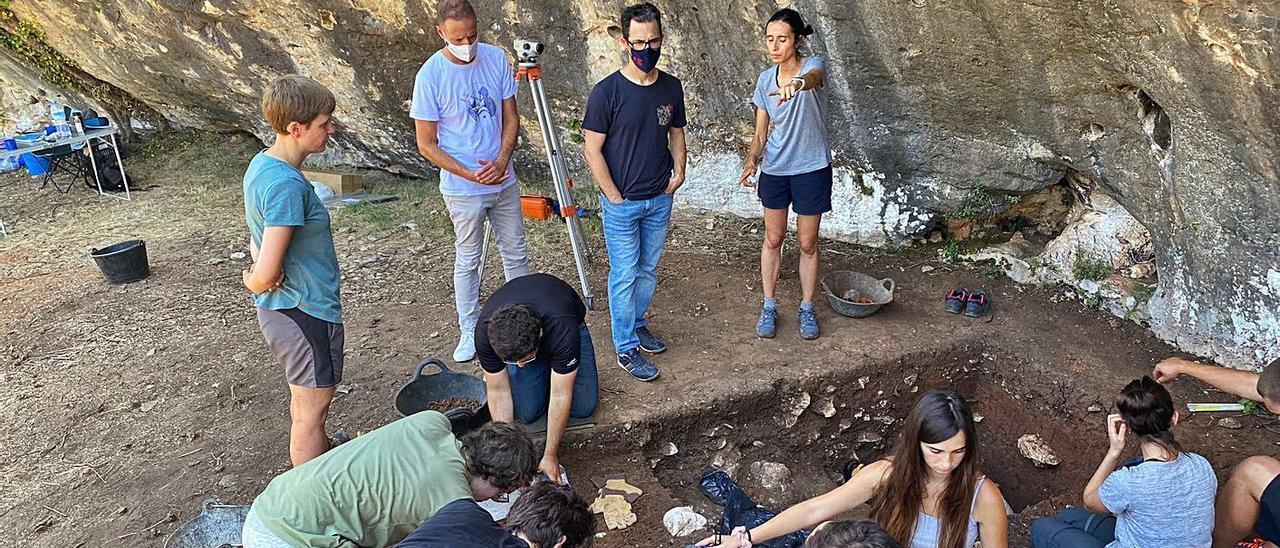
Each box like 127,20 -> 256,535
508,482 -> 595,547
488,305 -> 543,362
806,519 -> 902,548
461,422 -> 538,491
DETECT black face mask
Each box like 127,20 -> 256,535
630,45 -> 660,73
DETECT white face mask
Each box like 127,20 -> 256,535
444,41 -> 477,63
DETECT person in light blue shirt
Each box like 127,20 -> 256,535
738,9 -> 832,342
411,0 -> 529,364
1031,376 -> 1217,548
241,74 -> 344,467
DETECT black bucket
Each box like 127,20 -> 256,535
395,358 -> 490,436
90,240 -> 150,284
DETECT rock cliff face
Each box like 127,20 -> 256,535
2,0 -> 1275,367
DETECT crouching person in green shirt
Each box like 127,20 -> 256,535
241,412 -> 538,547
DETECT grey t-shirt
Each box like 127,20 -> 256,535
1098,451 -> 1217,548
752,57 -> 831,176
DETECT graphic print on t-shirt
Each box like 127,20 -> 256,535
464,87 -> 497,122
656,103 -> 673,127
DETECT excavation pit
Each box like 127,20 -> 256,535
561,344 -> 1259,546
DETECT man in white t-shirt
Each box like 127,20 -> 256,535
411,0 -> 529,362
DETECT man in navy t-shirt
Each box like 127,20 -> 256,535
582,1 -> 687,383
396,482 -> 594,548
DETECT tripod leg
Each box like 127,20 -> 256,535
525,74 -> 596,307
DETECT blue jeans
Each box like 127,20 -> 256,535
1030,508 -> 1117,548
509,324 -> 599,423
600,193 -> 673,353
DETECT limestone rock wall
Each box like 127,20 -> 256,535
4,0 -> 1276,367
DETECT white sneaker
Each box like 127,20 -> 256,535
453,331 -> 476,363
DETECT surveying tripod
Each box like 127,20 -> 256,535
477,39 -> 595,309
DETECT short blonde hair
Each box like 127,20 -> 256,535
261,75 -> 336,134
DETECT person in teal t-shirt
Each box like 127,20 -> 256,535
241,74 -> 344,466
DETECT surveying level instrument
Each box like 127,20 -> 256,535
477,39 -> 595,309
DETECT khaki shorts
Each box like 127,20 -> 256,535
256,307 -> 344,388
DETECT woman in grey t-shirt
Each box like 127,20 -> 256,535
739,8 -> 832,342
1030,376 -> 1217,548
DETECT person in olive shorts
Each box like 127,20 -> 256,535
241,74 -> 345,466
738,8 -> 832,342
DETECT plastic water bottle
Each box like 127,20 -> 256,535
49,97 -> 70,139
48,96 -> 62,122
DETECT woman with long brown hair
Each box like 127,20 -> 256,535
695,389 -> 1008,548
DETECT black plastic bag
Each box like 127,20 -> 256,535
697,469 -> 808,547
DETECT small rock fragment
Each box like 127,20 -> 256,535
838,419 -> 853,433
662,506 -> 708,537
217,474 -> 238,488
712,438 -> 727,450
746,461 -> 792,494
777,390 -> 811,429
229,252 -> 246,260
1017,434 -> 1060,467
662,442 -> 679,456
855,432 -> 883,444
1087,403 -> 1104,413
813,397 -> 836,418
903,374 -> 918,386
1218,417 -> 1244,430
973,414 -> 984,423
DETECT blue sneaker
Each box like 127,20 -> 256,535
798,305 -> 820,340
635,326 -> 667,354
617,349 -> 660,382
756,306 -> 778,338
965,291 -> 989,317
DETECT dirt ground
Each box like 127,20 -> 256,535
1,131 -> 1275,547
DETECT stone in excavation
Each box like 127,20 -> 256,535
662,506 -> 708,537
746,461 -> 792,495
1218,417 -> 1243,430
1017,434 -> 1060,467
777,390 -> 811,429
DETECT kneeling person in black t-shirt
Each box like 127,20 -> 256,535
396,482 -> 595,548
477,273 -> 599,481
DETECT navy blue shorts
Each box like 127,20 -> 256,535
758,165 -> 833,215
1258,474 -> 1280,542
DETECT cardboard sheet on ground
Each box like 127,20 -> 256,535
521,413 -> 596,436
